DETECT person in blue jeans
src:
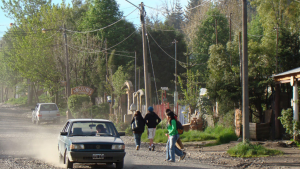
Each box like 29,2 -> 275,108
165,111 -> 186,162
131,111 -> 145,150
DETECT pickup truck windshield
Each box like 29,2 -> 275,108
40,104 -> 58,111
70,122 -> 118,137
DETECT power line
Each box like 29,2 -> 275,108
146,27 -> 159,105
64,8 -> 138,34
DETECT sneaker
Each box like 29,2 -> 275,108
136,145 -> 139,150
179,152 -> 186,161
152,145 -> 155,151
149,146 -> 152,151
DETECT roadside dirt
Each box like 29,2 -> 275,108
183,141 -> 300,169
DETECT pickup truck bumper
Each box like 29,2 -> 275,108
68,151 -> 126,163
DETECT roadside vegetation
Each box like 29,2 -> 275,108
227,140 -> 283,157
141,125 -> 237,145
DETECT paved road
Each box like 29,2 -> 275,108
0,105 -> 224,169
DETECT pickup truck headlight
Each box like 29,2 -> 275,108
70,144 -> 85,150
112,144 -> 125,150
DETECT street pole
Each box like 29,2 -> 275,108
105,38 -> 108,82
230,13 -> 232,66
242,0 -> 250,142
274,24 -> 280,74
173,39 -> 178,114
215,19 -> 218,45
140,2 -> 149,109
135,51 -> 137,92
63,24 -> 71,99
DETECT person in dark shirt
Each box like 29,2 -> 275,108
144,106 -> 161,151
131,111 -> 145,150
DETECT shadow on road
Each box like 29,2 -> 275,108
73,164 -> 209,169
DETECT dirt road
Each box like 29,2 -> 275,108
0,104 -> 222,169
0,104 -> 299,169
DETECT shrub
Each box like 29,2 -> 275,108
140,125 -> 237,145
227,140 -> 283,157
68,94 -> 91,118
278,108 -> 300,137
6,96 -> 27,105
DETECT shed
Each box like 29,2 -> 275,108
273,67 -> 300,139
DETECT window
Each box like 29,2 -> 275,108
70,122 -> 117,137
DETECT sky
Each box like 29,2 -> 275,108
0,0 -> 188,38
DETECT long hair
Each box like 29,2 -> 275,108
134,111 -> 142,117
166,111 -> 175,124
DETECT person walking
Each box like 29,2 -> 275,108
165,111 -> 186,162
165,109 -> 184,150
131,111 -> 145,150
144,106 -> 161,151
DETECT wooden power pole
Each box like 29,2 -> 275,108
242,0 -> 250,142
63,24 -> 71,99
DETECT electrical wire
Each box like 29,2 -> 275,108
147,31 -> 203,67
64,8 -> 138,34
147,31 -> 184,65
146,28 -> 160,105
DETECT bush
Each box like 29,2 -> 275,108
6,96 -> 27,105
227,140 -> 283,157
68,94 -> 91,118
140,125 -> 237,145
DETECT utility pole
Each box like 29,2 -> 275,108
105,38 -> 108,82
230,13 -> 232,66
140,2 -> 150,109
215,19 -> 218,45
230,13 -> 232,42
274,24 -> 280,74
138,67 -> 141,90
172,39 -> 178,114
63,24 -> 71,99
125,0 -> 149,109
242,0 -> 249,142
135,51 -> 137,92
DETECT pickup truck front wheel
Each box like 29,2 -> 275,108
64,150 -> 73,169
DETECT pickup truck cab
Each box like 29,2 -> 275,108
31,103 -> 60,125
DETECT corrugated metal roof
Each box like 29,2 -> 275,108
273,67 -> 300,77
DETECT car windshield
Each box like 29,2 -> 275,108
40,104 -> 58,111
69,121 -> 118,137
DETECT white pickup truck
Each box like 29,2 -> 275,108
31,103 -> 60,125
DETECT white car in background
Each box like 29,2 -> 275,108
31,103 -> 60,125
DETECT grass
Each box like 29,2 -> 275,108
141,125 -> 238,145
227,141 -> 283,157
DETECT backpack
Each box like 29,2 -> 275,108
176,120 -> 184,134
131,117 -> 139,130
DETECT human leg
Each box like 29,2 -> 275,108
169,135 -> 177,161
166,139 -> 170,160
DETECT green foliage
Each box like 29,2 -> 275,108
125,126 -> 133,136
227,140 -> 283,157
178,69 -> 201,113
278,108 -> 300,137
6,96 -> 27,105
141,125 -> 237,145
68,94 -> 91,118
156,119 -> 168,129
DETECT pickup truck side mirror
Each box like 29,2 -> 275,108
60,132 -> 68,136
118,132 -> 125,136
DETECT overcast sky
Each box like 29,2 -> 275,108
0,0 -> 188,37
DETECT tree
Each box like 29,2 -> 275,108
192,8 -> 229,83
178,69 -> 201,117
162,0 -> 184,30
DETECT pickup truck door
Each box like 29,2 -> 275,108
59,122 -> 70,154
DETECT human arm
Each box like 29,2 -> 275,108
168,119 -> 177,135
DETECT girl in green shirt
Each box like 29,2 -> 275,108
165,111 -> 186,162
